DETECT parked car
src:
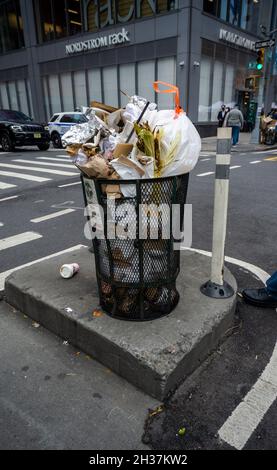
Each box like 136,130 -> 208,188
48,112 -> 88,148
0,109 -> 50,152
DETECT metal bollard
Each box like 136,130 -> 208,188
200,127 -> 234,299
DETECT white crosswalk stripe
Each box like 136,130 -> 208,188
0,163 -> 78,176
30,208 -> 76,223
0,170 -> 51,182
14,159 -> 73,169
37,156 -> 70,162
0,182 -> 17,190
0,231 -> 42,252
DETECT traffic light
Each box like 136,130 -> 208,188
256,48 -> 265,70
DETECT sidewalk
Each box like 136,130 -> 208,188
201,132 -> 277,153
0,299 -> 157,450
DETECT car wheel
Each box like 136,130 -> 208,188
1,133 -> 15,152
52,132 -> 62,149
37,143 -> 50,151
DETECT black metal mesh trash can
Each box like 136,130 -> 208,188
81,173 -> 189,321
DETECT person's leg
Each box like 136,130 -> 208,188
232,126 -> 236,145
233,126 -> 239,145
266,271 -> 277,300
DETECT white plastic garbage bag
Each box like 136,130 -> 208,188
146,109 -> 201,177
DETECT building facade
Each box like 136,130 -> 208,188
0,0 -> 276,135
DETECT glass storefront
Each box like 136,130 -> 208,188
34,0 -> 83,43
42,56 -> 176,119
0,0 -> 24,54
34,0 -> 178,43
0,78 -> 33,116
198,39 -> 260,122
203,0 -> 269,35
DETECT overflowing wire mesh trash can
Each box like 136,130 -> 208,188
81,174 -> 189,321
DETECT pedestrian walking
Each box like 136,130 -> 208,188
242,271 -> 277,308
223,104 -> 244,146
217,104 -> 227,128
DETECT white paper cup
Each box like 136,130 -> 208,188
60,263 -> 80,279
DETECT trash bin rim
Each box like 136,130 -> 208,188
81,173 -> 189,185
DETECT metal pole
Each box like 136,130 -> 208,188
200,127 -> 234,299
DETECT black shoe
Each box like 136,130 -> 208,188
242,288 -> 277,308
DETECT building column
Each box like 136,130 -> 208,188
20,0 -> 46,121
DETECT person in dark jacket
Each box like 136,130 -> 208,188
242,271 -> 277,308
217,104 -> 227,128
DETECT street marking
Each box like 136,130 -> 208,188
0,244 -> 86,290
250,160 -> 261,164
0,195 -> 19,203
184,247 -> 276,450
219,370 -> 277,450
0,231 -> 42,252
200,158 -> 211,162
0,163 -> 78,177
230,165 -> 241,170
59,181 -> 81,188
0,223 -> 3,227
196,171 -> 215,177
30,208 -> 76,223
0,170 -> 50,182
264,156 -> 277,161
14,159 -> 73,168
0,182 -> 17,190
37,156 -> 70,162
183,247 -> 269,284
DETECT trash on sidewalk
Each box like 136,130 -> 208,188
177,427 -> 186,437
60,263 -> 80,279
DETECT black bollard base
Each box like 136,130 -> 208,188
200,280 -> 234,299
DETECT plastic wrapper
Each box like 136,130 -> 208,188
123,95 -> 156,125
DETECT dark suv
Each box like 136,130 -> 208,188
0,109 -> 50,152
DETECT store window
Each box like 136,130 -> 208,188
0,0 -> 24,54
74,71 -> 88,108
203,0 -> 267,35
60,72 -> 74,111
48,75 -> 61,114
198,40 -> 260,122
34,0 -> 83,43
138,60 -> 155,103
119,63 -> 136,107
0,78 -> 32,116
103,66 -> 118,107
156,57 -> 176,109
87,68 -> 102,103
198,56 -> 212,122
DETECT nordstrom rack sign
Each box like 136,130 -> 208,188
219,28 -> 255,51
65,28 -> 130,55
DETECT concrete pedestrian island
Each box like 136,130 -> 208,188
4,247 -> 237,400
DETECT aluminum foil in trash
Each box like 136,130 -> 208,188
62,111 -> 103,145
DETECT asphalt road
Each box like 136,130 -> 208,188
0,144 -> 276,450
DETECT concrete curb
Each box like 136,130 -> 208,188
4,248 -> 237,400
